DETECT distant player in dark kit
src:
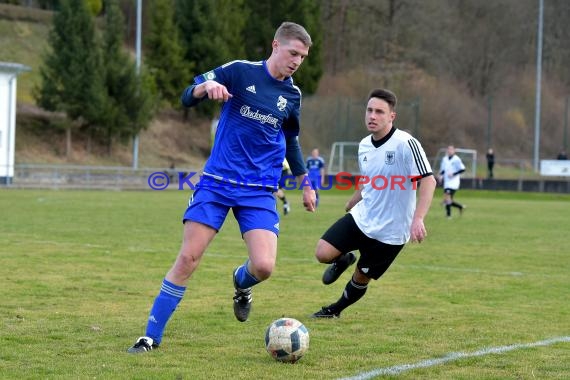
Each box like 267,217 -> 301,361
486,148 -> 495,179
311,89 -> 436,318
127,22 -> 316,354
306,148 -> 325,207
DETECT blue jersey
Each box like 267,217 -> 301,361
306,156 -> 325,180
192,60 -> 302,188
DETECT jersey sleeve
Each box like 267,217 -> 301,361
282,80 -> 302,138
285,136 -> 306,176
407,138 -> 433,178
454,157 -> 466,173
196,68 -> 229,89
181,64 -> 231,108
282,108 -> 300,138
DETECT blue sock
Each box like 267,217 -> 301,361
145,279 -> 186,345
234,262 -> 260,289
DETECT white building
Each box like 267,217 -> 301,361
0,62 -> 31,185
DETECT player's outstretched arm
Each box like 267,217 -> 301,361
344,189 -> 363,212
297,174 -> 316,212
193,80 -> 233,102
181,80 -> 232,108
410,175 -> 436,243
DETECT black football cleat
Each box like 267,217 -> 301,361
127,336 -> 158,354
322,252 -> 357,285
311,306 -> 340,319
233,268 -> 252,322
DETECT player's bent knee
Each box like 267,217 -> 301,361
175,253 -> 200,273
314,250 -> 329,263
315,240 -> 340,263
250,260 -> 274,280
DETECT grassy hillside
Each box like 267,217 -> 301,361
15,105 -> 210,169
1,14 -> 208,170
0,17 -> 47,103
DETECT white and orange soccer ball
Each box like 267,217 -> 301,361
265,317 -> 309,363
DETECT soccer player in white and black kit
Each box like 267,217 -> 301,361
311,88 -> 436,318
438,145 -> 466,218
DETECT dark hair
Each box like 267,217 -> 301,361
368,89 -> 397,110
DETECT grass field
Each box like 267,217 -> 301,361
0,188 -> 569,379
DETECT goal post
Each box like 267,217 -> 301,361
328,142 -> 478,179
327,141 -> 360,175
433,148 -> 478,178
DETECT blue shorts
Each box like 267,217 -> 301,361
309,176 -> 320,190
183,183 -> 280,236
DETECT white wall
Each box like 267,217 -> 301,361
0,62 -> 30,184
0,71 -> 17,180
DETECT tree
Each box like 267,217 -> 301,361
145,0 -> 191,108
35,0 -> 105,157
175,0 -> 247,116
98,0 -> 156,152
176,0 -> 246,74
37,0 -> 60,9
86,0 -> 102,15
243,0 -> 323,94
241,1 -> 273,60
279,0 -> 323,94
434,0 -> 533,97
543,0 -> 570,88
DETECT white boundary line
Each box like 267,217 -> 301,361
337,336 -> 570,380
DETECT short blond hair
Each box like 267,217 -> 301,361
274,22 -> 312,47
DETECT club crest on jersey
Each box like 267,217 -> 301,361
385,151 -> 396,165
277,95 -> 287,111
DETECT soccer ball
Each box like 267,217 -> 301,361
265,317 -> 309,363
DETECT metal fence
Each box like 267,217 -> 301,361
3,164 -> 200,190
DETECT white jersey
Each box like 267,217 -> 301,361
439,154 -> 465,190
350,128 -> 433,245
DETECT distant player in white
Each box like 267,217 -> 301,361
311,88 -> 437,318
438,145 -> 466,218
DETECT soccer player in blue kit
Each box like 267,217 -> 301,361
306,148 -> 325,207
128,22 -> 316,353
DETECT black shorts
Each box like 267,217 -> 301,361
321,213 -> 404,280
444,188 -> 457,196
278,170 -> 290,189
